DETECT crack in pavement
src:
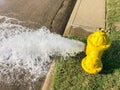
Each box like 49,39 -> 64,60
50,0 -> 65,30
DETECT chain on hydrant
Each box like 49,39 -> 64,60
81,28 -> 111,74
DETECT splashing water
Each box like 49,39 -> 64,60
0,16 -> 85,90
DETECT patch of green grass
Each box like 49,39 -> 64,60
52,0 -> 120,90
107,0 -> 120,30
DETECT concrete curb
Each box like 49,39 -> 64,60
41,60 -> 56,90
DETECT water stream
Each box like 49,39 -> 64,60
0,16 -> 85,90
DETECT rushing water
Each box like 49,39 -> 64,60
0,16 -> 85,90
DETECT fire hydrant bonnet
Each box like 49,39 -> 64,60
87,30 -> 111,50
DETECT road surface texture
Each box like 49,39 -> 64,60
0,0 -> 76,34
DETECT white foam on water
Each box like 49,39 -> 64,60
0,16 -> 85,89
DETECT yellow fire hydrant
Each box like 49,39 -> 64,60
81,28 -> 111,74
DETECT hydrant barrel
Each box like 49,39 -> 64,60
82,28 -> 111,74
